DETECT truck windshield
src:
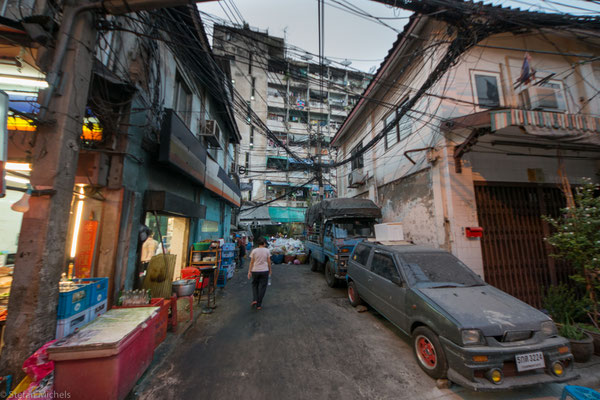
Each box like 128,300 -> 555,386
401,253 -> 485,287
332,220 -> 375,238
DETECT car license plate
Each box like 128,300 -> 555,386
515,351 -> 545,372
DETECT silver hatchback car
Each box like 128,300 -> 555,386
346,242 -> 576,390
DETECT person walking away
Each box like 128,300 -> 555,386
237,235 -> 246,268
247,238 -> 271,310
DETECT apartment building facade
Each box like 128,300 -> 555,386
212,24 -> 370,224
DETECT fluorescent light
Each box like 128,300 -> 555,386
5,162 -> 31,171
0,76 -> 48,88
4,90 -> 39,96
70,186 -> 85,258
6,175 -> 29,184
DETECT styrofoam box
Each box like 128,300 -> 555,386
374,222 -> 404,241
56,309 -> 90,339
87,299 -> 108,322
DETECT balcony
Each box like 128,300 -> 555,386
266,119 -> 286,131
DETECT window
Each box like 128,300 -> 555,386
245,152 -> 249,170
246,101 -> 252,124
174,74 -> 193,126
397,99 -> 412,141
351,143 -> 364,170
353,244 -> 371,266
249,126 -> 254,146
371,252 -> 400,282
248,52 -> 253,75
251,77 -> 256,98
472,72 -> 502,108
384,111 -> 398,149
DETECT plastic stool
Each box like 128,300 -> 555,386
561,385 -> 600,400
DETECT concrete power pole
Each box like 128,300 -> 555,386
0,0 -> 97,378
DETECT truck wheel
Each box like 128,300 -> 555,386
412,326 -> 448,379
325,260 -> 338,288
310,257 -> 320,272
347,281 -> 362,307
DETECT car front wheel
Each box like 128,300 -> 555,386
412,326 -> 448,379
347,281 -> 362,307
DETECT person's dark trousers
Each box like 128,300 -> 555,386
252,271 -> 269,307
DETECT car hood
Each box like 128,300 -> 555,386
418,285 -> 548,337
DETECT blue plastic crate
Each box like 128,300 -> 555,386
57,284 -> 91,319
220,259 -> 234,267
216,269 -> 227,287
73,277 -> 108,305
221,243 -> 235,251
221,251 -> 235,259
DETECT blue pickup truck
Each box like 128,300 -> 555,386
304,198 -> 382,287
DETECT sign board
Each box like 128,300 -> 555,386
75,220 -> 99,278
0,91 -> 8,197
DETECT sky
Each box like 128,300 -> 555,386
197,0 -> 600,72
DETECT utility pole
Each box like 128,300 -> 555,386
1,0 -> 197,379
0,0 -> 97,379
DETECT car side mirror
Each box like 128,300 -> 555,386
391,276 -> 403,286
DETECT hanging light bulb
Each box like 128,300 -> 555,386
11,184 -> 32,213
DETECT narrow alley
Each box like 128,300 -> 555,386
134,263 -> 579,400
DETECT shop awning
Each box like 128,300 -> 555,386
310,184 -> 334,192
268,207 -> 306,223
145,191 -> 206,218
265,181 -> 289,187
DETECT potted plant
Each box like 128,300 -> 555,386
544,178 -> 600,356
558,323 -> 594,363
543,284 -> 595,362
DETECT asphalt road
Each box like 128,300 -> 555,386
136,262 -> 576,400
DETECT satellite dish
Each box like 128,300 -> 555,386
322,58 -> 331,66
340,59 -> 352,67
301,53 -> 313,61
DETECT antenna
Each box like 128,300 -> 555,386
340,59 -> 352,67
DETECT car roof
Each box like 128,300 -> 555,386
360,241 -> 448,255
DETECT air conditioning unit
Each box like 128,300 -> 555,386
200,120 -> 221,148
348,169 -> 366,188
519,86 -> 561,110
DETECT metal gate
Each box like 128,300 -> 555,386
474,183 -> 571,308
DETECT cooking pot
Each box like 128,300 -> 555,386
172,279 -> 196,297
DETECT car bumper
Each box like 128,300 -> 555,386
440,336 -> 578,391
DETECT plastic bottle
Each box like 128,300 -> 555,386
268,275 -> 272,286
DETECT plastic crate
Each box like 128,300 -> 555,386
87,299 -> 108,322
226,264 -> 235,279
221,251 -> 235,259
221,243 -> 235,251
58,284 -> 91,319
74,277 -> 108,305
181,267 -> 208,289
56,309 -> 90,339
216,270 -> 227,288
220,259 -> 234,267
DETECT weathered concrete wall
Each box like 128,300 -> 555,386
376,168 -> 439,247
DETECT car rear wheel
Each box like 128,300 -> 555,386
412,326 -> 448,379
325,260 -> 338,288
347,281 -> 362,307
310,256 -> 320,272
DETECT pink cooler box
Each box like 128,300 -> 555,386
48,307 -> 158,400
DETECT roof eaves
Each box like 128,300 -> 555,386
331,13 -> 423,147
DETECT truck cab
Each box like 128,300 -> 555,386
304,199 -> 381,287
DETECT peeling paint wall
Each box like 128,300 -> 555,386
376,168 -> 440,246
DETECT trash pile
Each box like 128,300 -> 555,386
269,238 -> 308,264
269,238 -> 304,255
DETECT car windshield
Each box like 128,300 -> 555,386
332,219 -> 375,239
401,252 -> 485,287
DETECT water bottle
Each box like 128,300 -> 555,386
268,275 -> 272,286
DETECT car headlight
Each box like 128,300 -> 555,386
541,321 -> 558,337
462,329 -> 485,345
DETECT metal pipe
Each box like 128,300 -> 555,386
404,147 -> 433,165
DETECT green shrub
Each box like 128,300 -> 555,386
558,323 -> 586,341
542,284 -> 590,324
